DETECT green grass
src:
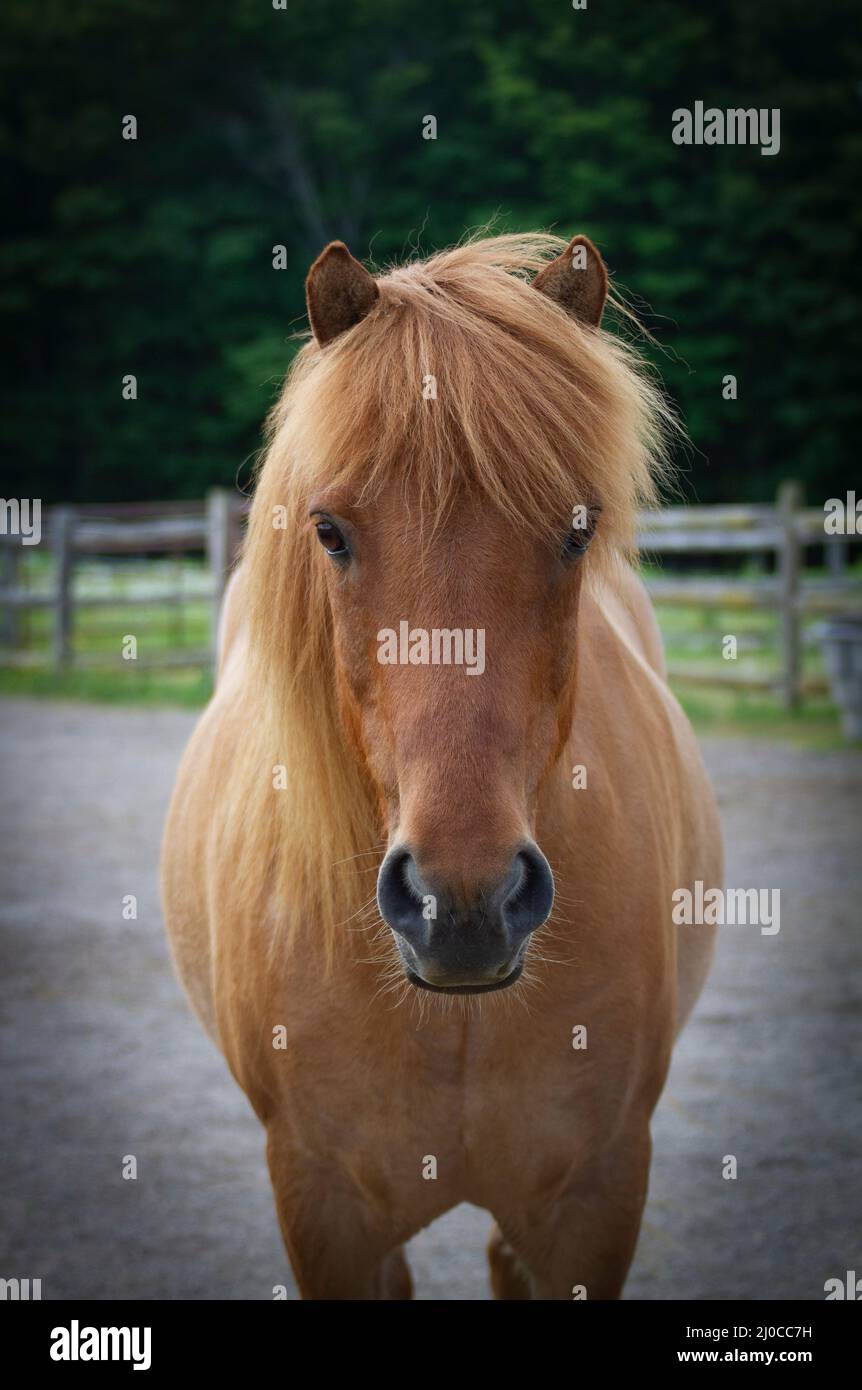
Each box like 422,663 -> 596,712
1,555 -> 213,705
6,554 -> 211,656
673,686 -> 850,748
0,665 -> 213,707
656,596 -> 850,744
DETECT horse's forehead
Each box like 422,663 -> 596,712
368,485 -> 537,557
366,498 -> 546,604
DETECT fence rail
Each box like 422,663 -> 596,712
0,484 -> 857,705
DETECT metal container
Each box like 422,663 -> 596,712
819,614 -> 862,740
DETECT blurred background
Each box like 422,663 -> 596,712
1,0 -> 861,1303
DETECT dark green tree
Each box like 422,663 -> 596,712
1,0 -> 858,505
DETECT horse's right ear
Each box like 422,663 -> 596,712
532,235 -> 608,327
305,241 -> 379,346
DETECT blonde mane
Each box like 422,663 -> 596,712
218,232 -> 677,964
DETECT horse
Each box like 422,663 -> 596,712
161,231 -> 723,1300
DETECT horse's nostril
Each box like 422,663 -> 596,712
377,848 -> 430,942
502,844 -> 555,937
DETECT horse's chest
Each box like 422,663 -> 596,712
279,992 -> 610,1186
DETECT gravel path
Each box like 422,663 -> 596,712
1,697 -> 860,1300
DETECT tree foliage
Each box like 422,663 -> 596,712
1,0 -> 858,504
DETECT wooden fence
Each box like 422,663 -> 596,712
0,483 -> 858,706
0,493 -> 246,675
637,481 -> 857,707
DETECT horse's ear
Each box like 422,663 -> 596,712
532,235 -> 608,327
305,241 -> 379,346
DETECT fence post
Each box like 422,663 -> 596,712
777,481 -> 802,711
207,488 -> 232,672
53,507 -> 75,670
826,538 -> 847,577
0,543 -> 21,650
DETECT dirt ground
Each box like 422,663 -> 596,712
1,696 -> 860,1300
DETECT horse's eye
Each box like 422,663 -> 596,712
562,514 -> 598,560
563,529 -> 588,559
315,520 -> 349,558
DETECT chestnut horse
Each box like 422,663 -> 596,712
161,232 -> 722,1299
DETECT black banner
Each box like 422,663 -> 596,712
4,1299 -> 858,1375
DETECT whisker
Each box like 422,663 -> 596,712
330,843 -> 387,869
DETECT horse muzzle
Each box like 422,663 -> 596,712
376,841 -> 554,994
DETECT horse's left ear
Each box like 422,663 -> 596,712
305,240 -> 380,346
532,235 -> 608,327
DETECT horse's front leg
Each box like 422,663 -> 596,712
493,1128 -> 652,1301
266,1128 -> 413,1300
